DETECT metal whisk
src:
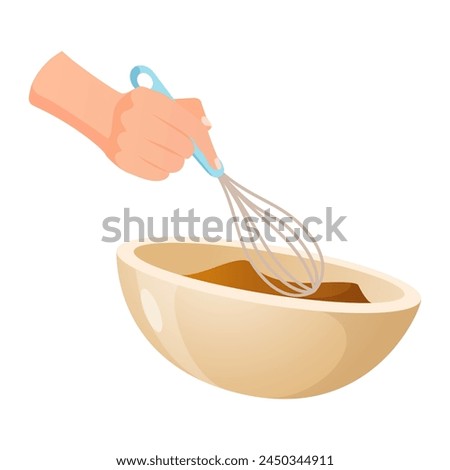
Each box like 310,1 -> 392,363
131,66 -> 325,297
219,174 -> 324,297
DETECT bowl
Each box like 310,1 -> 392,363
117,240 -> 420,398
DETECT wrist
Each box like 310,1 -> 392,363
30,52 -> 123,152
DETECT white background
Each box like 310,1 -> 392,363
1,1 -> 449,469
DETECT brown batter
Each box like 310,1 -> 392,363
187,260 -> 369,303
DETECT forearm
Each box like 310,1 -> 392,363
29,52 -> 122,150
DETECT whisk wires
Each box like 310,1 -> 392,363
219,174 -> 324,298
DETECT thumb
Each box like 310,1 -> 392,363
176,98 -> 212,128
175,98 -> 221,171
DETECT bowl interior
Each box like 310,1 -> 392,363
134,242 -> 406,304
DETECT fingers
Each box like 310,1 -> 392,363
117,88 -> 221,178
117,132 -> 186,173
134,139 -> 186,173
119,116 -> 194,158
114,150 -> 170,181
129,88 -> 221,170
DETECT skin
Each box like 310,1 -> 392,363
29,52 -> 220,181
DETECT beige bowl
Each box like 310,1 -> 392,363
117,240 -> 420,398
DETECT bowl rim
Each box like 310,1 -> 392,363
117,239 -> 421,314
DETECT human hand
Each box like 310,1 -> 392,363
29,53 -> 220,181
104,88 -> 220,180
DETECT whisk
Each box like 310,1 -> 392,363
130,66 -> 324,298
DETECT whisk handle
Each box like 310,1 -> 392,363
130,65 -> 224,178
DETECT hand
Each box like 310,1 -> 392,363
29,52 -> 220,181
105,87 -> 219,180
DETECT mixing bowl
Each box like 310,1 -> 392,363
117,240 -> 420,398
